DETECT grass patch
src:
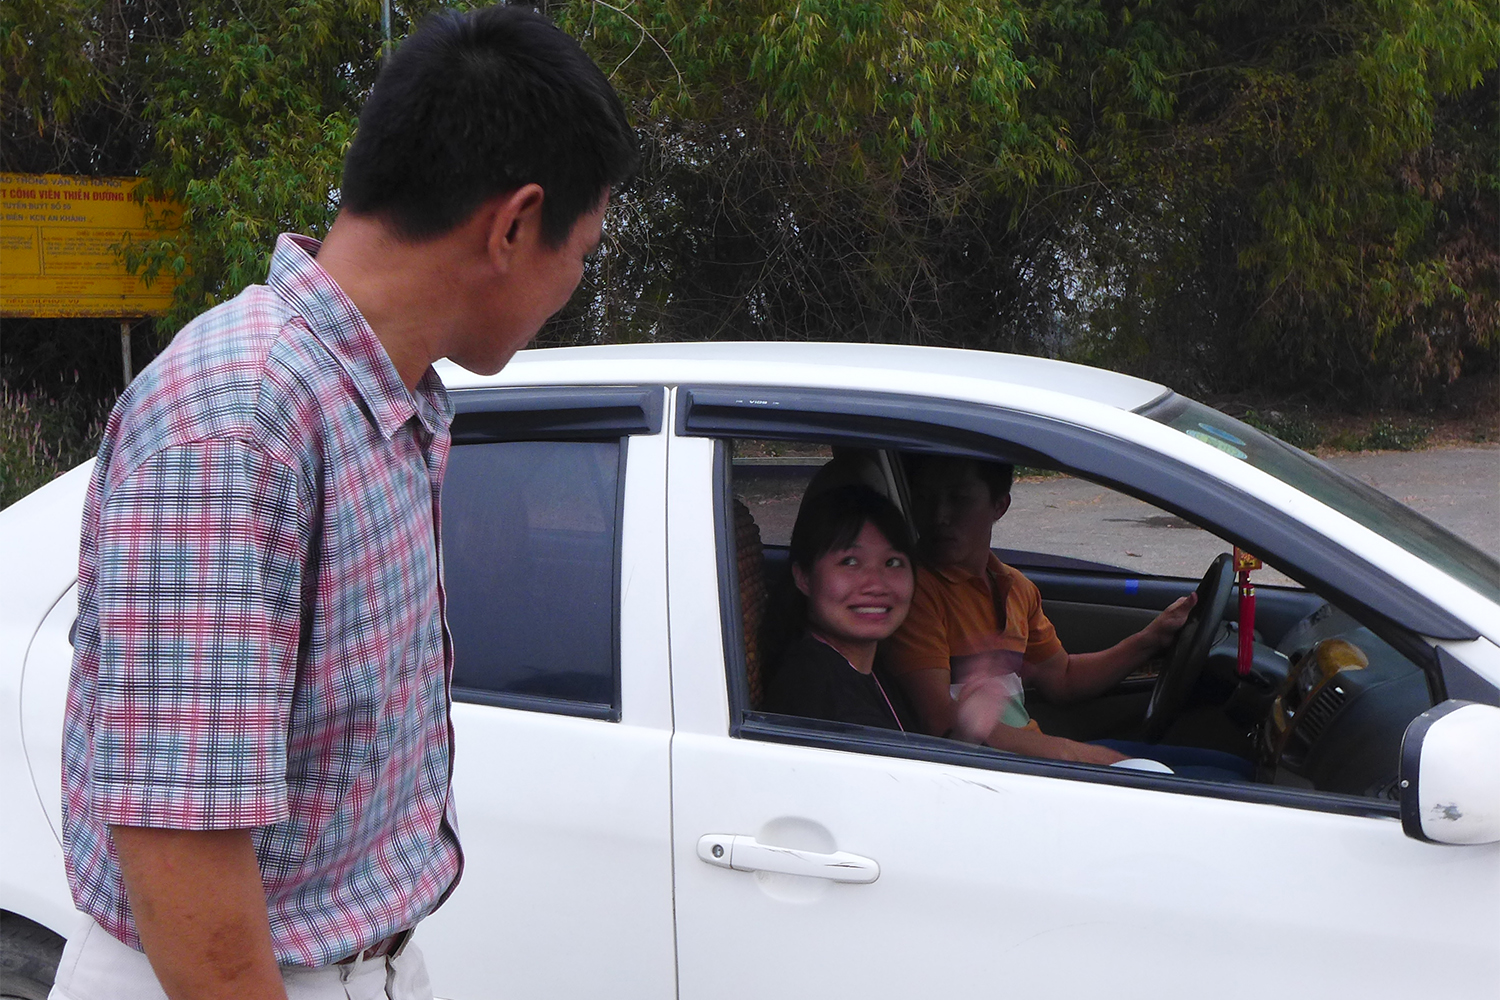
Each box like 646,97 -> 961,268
1014,465 -> 1065,480
1323,419 -> 1433,452
732,439 -> 833,459
1359,419 -> 1431,451
1,380 -> 108,509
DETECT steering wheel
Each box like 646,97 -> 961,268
1141,552 -> 1236,743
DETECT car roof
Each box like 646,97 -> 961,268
435,342 -> 1169,413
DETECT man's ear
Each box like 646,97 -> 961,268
992,492 -> 1012,523
792,564 -> 812,598
484,183 -> 546,272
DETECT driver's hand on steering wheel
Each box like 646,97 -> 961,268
1143,592 -> 1198,650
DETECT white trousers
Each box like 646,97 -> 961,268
48,914 -> 433,1000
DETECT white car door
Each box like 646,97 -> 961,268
414,388 -> 676,998
665,421 -> 1500,998
13,390 -> 678,997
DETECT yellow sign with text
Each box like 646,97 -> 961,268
0,173 -> 183,318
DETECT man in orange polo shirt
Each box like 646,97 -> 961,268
886,455 -> 1197,766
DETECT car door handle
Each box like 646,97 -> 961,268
696,834 -> 880,883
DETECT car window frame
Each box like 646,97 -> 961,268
684,384 -> 1476,820
678,384 -> 1475,642
443,385 -> 665,722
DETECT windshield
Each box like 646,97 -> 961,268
1140,394 -> 1499,604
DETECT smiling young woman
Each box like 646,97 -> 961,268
766,485 -> 919,731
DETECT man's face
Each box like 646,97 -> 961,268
453,193 -> 608,375
911,459 -> 1008,571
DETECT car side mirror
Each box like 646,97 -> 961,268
1400,700 -> 1500,845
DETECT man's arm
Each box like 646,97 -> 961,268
88,442 -> 309,996
1032,593 -> 1197,703
112,826 -> 287,1000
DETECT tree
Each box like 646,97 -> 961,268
559,0 -> 1497,402
3,0 -> 1495,406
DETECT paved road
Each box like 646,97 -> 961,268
738,447 -> 1498,588
1328,448 -> 1498,556
1002,446 -> 1498,585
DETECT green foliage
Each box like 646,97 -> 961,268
559,1 -> 1055,172
543,0 -> 1077,347
2,1 -> 449,334
552,0 -> 1497,402
126,1 -> 447,331
1324,419 -> 1433,452
1036,0 -> 1499,400
0,378 -> 106,508
3,0 -> 1496,405
1359,419 -> 1433,452
0,0 -> 102,131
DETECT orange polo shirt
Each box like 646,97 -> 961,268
884,554 -> 1064,728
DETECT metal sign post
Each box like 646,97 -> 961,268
120,319 -> 133,385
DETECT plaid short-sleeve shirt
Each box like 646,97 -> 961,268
62,233 -> 463,967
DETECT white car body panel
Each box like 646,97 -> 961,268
2,343 -> 1496,997
670,737 -> 1500,998
20,585 -> 74,841
0,463 -> 91,936
417,410 -> 677,998
661,426 -> 1500,999
436,342 -> 1171,411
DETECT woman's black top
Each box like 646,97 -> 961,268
766,634 -> 916,732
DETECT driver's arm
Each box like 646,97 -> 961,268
1031,594 -> 1197,703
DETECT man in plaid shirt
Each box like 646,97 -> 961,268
52,7 -> 636,999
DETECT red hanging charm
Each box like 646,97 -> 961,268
1234,547 -> 1262,677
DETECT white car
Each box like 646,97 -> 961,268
3,343 -> 1498,999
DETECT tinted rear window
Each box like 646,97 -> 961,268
441,439 -> 621,712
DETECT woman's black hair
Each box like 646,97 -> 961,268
789,485 -> 917,573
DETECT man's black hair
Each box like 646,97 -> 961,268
789,485 -> 917,574
906,454 -> 1014,501
340,4 -> 638,244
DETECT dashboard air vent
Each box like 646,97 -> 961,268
1297,684 -> 1348,745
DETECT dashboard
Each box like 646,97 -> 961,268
1208,602 -> 1432,798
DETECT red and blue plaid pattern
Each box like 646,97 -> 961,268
62,234 -> 463,967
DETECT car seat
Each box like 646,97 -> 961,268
732,498 -> 769,710
797,448 -> 892,511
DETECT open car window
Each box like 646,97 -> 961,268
721,431 -> 1438,814
995,468 -> 1300,586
